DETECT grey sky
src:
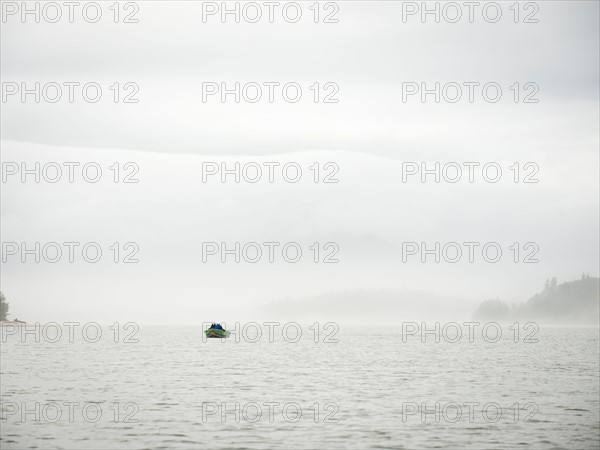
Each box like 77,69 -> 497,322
1,1 -> 598,323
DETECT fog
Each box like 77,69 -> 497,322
1,1 -> 598,324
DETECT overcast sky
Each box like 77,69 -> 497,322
1,1 -> 598,323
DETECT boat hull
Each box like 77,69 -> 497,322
205,329 -> 231,338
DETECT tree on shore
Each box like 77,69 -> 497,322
0,292 -> 8,321
472,298 -> 510,321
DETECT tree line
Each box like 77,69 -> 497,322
0,292 -> 9,321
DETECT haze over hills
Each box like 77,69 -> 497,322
257,276 -> 600,325
473,276 -> 600,325
257,288 -> 478,324
3,140 -> 598,324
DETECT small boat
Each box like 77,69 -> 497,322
205,327 -> 230,338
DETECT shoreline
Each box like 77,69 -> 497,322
0,321 -> 31,327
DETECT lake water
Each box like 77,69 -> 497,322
1,325 -> 599,449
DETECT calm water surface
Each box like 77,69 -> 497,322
1,325 -> 599,449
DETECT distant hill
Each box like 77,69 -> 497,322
258,288 -> 477,324
473,275 -> 599,325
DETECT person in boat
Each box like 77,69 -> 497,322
209,323 -> 216,329
214,323 -> 223,330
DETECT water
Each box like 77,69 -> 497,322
1,325 -> 599,449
